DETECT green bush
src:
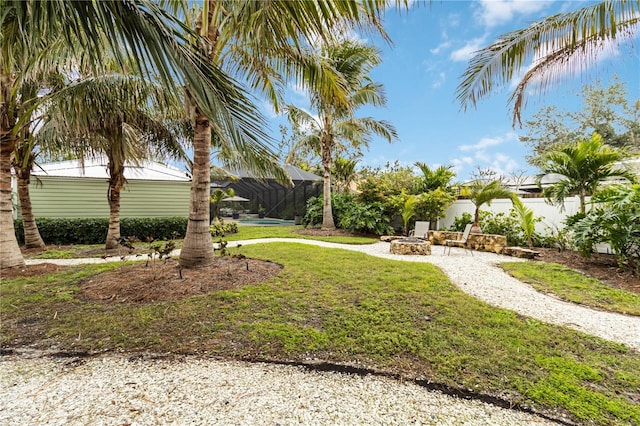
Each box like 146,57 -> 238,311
14,217 -> 188,245
303,193 -> 354,227
209,220 -> 239,237
339,202 -> 393,235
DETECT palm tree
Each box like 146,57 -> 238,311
38,73 -> 187,250
332,157 -> 359,194
414,162 -> 456,193
467,179 -> 513,233
1,0 -> 270,269
210,188 -> 235,224
456,1 -> 640,126
177,1 -> 391,267
286,40 -> 398,230
536,133 -> 636,214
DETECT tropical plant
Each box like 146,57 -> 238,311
38,73 -> 187,250
414,162 -> 457,193
571,184 -> 640,273
511,195 -> 535,248
286,40 -> 397,230
210,188 -> 235,224
400,194 -> 419,236
466,176 -> 512,233
332,157 -> 359,194
0,0 -> 273,269
536,133 -> 636,213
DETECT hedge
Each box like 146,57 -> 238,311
14,217 -> 188,245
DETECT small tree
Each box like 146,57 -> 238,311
466,170 -> 512,233
536,133 -> 636,213
210,188 -> 235,224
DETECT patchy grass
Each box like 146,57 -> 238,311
501,262 -> 640,316
2,244 -> 639,425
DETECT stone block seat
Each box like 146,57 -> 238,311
502,247 -> 541,259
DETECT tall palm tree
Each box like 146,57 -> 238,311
536,133 -> 636,213
456,1 -> 640,126
38,73 -> 187,250
1,0 -> 270,269
177,0 -> 391,267
287,40 -> 397,230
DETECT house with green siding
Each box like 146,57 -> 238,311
18,158 -> 191,219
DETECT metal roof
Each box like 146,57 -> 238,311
32,158 -> 190,182
225,165 -> 321,182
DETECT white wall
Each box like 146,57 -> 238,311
440,196 -> 584,235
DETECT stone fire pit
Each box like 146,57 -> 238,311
390,237 -> 431,255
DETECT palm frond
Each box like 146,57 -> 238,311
456,0 -> 640,125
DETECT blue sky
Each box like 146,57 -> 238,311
270,0 -> 639,181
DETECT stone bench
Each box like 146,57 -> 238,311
502,247 -> 540,259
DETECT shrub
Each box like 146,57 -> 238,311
303,193 -> 354,227
339,202 -> 393,236
448,210 -> 545,247
14,217 -> 188,245
210,220 -> 239,237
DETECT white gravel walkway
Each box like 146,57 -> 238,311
11,238 -> 638,425
0,355 -> 556,426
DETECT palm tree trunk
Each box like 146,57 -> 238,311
105,170 -> 124,250
321,130 -> 335,230
0,73 -> 25,269
16,171 -> 45,250
471,206 -> 482,234
179,111 -> 214,268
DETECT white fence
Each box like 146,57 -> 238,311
439,196 -> 583,235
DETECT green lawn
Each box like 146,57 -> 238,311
2,243 -> 639,425
224,225 -> 378,244
501,262 -> 640,316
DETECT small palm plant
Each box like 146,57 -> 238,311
401,195 -> 419,236
467,176 -> 512,233
511,195 -> 536,248
210,188 -> 235,224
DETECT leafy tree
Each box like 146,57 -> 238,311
571,184 -> 640,273
520,78 -> 640,165
457,1 -> 640,125
286,40 -> 397,230
536,133 -> 636,213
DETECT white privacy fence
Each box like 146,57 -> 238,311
440,196 -> 584,235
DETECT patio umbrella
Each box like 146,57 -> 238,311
222,196 -> 250,202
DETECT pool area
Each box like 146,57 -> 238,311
235,217 -> 296,226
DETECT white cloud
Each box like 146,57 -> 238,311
431,72 -> 447,89
430,41 -> 452,55
459,132 -> 516,152
450,37 -> 486,62
475,0 -> 551,28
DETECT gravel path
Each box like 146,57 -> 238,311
0,355 -> 556,426
13,238 -> 639,425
